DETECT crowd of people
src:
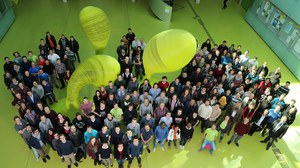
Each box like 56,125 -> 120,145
5,28 -> 298,168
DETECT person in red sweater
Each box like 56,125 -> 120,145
157,76 -> 169,92
241,102 -> 256,121
227,117 -> 250,147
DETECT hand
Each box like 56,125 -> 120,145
129,154 -> 132,158
187,139 -> 190,142
74,153 -> 76,156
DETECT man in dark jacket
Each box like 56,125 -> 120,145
127,136 -> 143,168
248,109 -> 269,136
260,115 -> 289,150
28,128 -> 50,163
69,36 -> 80,63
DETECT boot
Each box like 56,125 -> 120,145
138,163 -> 142,168
127,164 -> 131,168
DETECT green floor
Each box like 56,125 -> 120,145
0,0 -> 299,167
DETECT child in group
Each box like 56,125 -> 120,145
167,125 -> 181,149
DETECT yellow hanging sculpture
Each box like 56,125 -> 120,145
143,29 -> 197,79
66,6 -> 119,110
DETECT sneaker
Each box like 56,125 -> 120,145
110,164 -> 113,167
68,165 -> 71,168
182,146 -> 184,150
147,148 -> 151,153
42,158 -> 47,163
55,85 -> 59,88
45,155 -> 50,160
74,162 -> 78,167
227,141 -> 231,145
161,147 -> 165,151
179,145 -> 182,149
153,147 -> 156,152
235,142 -> 239,147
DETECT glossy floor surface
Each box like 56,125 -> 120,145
0,0 -> 299,168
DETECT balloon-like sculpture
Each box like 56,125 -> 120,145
66,6 -> 197,110
66,6 -> 119,110
143,29 -> 197,79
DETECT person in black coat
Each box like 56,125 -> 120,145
201,39 -> 211,52
114,143 -> 127,168
69,36 -> 80,63
248,109 -> 269,136
58,34 -> 70,52
45,32 -> 57,50
260,116 -> 289,150
28,128 -> 50,162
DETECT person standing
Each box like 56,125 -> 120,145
140,124 -> 153,153
45,32 -> 57,50
55,59 -> 66,89
260,116 -> 289,150
153,122 -> 168,152
57,134 -> 79,168
167,125 -> 181,149
180,122 -> 194,150
127,136 -> 143,168
198,100 -> 213,132
198,124 -> 218,155
114,143 -> 127,168
69,125 -> 86,159
98,141 -> 113,168
227,117 -> 250,147
87,137 -> 101,166
69,36 -> 80,63
28,128 -> 50,163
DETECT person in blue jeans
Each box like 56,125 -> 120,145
114,143 -> 127,168
153,122 -> 168,151
198,123 -> 218,155
127,136 -> 143,168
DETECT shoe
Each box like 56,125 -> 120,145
42,158 -> 47,163
147,148 -> 151,153
55,85 -> 59,88
235,142 -> 239,147
54,100 -> 58,103
49,102 -> 53,105
61,158 -> 65,162
266,146 -> 270,150
182,146 -> 184,150
260,140 -> 267,143
45,155 -> 50,160
153,147 -> 156,152
227,141 -> 231,145
161,147 -> 165,151
68,165 -> 71,168
74,162 -> 78,167
94,159 -> 97,166
60,86 -> 65,89
110,164 -> 113,167
179,145 -> 182,149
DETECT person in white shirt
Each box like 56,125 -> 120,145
47,49 -> 60,65
239,50 -> 250,66
247,56 -> 259,70
198,100 -> 212,132
131,37 -> 141,51
167,125 -> 180,149
140,38 -> 146,51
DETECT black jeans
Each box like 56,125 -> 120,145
128,156 -> 141,164
58,73 -> 66,87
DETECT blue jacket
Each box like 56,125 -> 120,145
127,142 -> 143,157
267,109 -> 281,124
155,126 -> 168,141
84,129 -> 98,144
